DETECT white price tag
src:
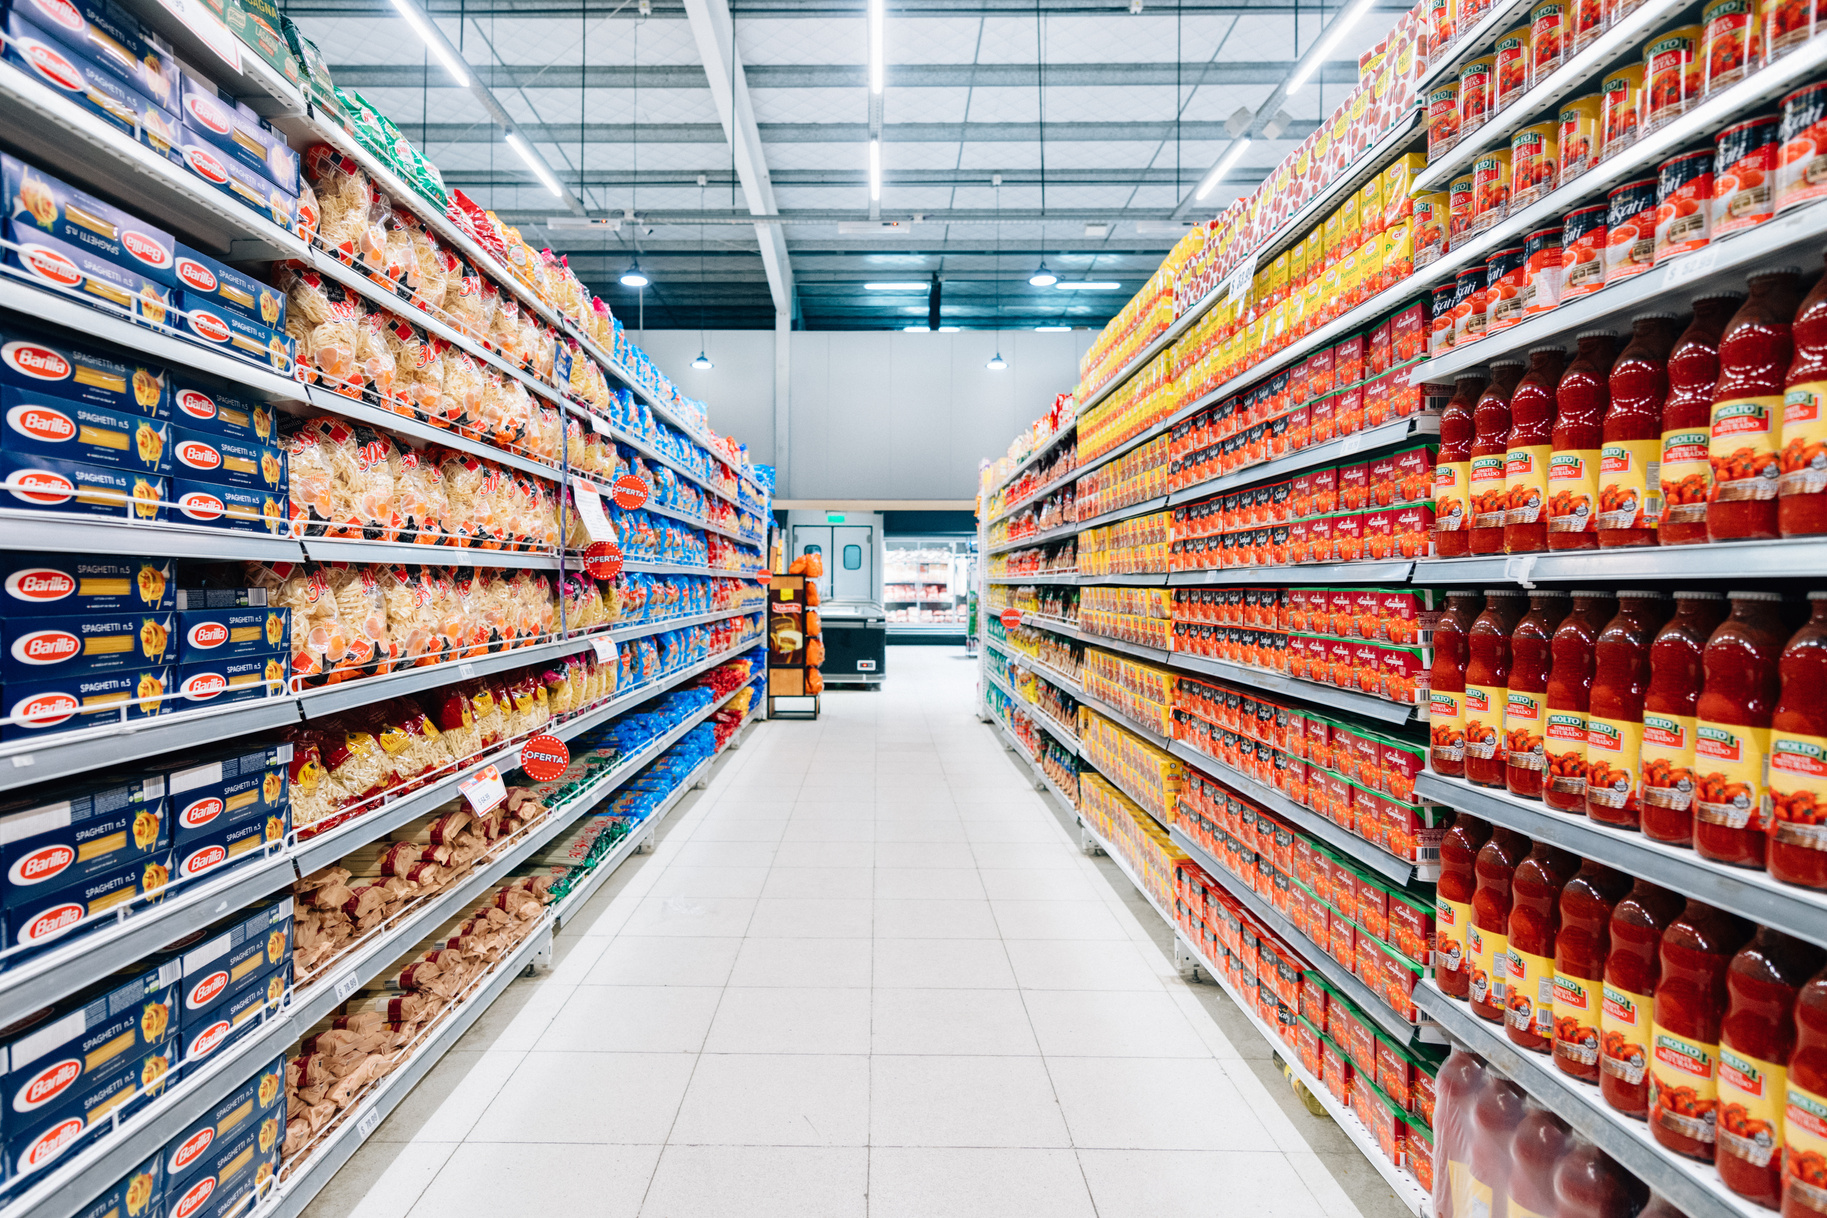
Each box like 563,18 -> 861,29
10,755 -> 30,768
155,0 -> 241,70
591,636 -> 616,663
355,1106 -> 381,1140
458,764 -> 507,814
333,971 -> 360,1002
1224,253 -> 1260,304
588,413 -> 609,435
1503,554 -> 1539,588
1337,432 -> 1365,456
1665,246 -> 1722,287
572,479 -> 618,544
459,663 -> 476,678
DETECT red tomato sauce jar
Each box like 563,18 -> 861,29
1714,115 -> 1780,235
1655,149 -> 1714,263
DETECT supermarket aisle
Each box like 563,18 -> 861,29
307,649 -> 1391,1218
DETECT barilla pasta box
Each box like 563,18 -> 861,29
177,898 -> 290,1033
161,1054 -> 283,1202
0,10 -> 184,167
176,75 -> 298,195
4,221 -> 173,326
166,377 -> 275,443
168,478 -> 287,536
0,770 -> 166,908
0,452 -> 165,521
169,803 -> 275,885
173,655 -> 288,710
2,156 -> 177,288
0,553 -> 173,616
168,424 -> 284,492
179,959 -> 282,1066
160,742 -> 289,854
166,1113 -> 279,1218
83,1148 -> 161,1218
176,608 -> 287,663
0,665 -> 169,743
3,1027 -> 179,1182
1,386 -> 171,473
176,137 -> 297,233
174,293 -> 296,379
0,959 -> 179,1124
0,610 -> 175,682
3,843 -> 173,950
174,585 -> 268,611
0,326 -> 168,417
6,0 -> 178,108
172,246 -> 285,332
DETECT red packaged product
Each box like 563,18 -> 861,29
1713,116 -> 1779,236
1339,462 -> 1372,511
1391,301 -> 1429,365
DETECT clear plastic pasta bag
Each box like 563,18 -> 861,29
277,265 -> 359,391
250,561 -> 348,687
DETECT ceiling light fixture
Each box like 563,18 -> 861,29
1035,325 -> 1071,331
1028,261 -> 1058,287
902,325 -> 962,332
1286,0 -> 1378,94
692,350 -> 713,369
868,138 -> 882,201
1194,135 -> 1251,201
504,130 -> 563,198
620,260 -> 650,288
1055,281 -> 1122,291
868,0 -> 885,94
863,281 -> 926,290
390,0 -> 468,86
987,351 -> 1007,369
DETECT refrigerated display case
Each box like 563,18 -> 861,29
885,537 -> 976,638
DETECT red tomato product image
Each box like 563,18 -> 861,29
1714,115 -> 1780,236
1777,82 -> 1827,213
1604,179 -> 1658,284
1560,204 -> 1608,301
1654,150 -> 1713,263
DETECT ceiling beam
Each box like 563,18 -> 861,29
447,166 -> 1265,188
407,118 -> 1318,143
683,0 -> 795,316
327,60 -> 1362,88
301,0 -> 1413,15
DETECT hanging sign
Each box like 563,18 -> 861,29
519,735 -> 570,782
572,478 -> 617,544
1000,608 -> 1022,629
458,764 -> 506,814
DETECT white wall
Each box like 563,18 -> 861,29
629,328 -> 1093,502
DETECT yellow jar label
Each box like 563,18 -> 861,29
1649,1024 -> 1720,1145
1601,984 -> 1654,1084
1506,691 -> 1546,771
1507,947 -> 1556,1038
1710,395 -> 1783,503
1505,444 -> 1551,524
1435,460 -> 1470,532
1641,712 -> 1697,813
1548,448 -> 1599,532
1597,437 -> 1662,529
1553,970 -> 1601,1064
1780,381 -> 1827,499
1694,721 -> 1771,831
1432,689 -> 1466,765
1771,731 -> 1827,854
1546,708 -> 1589,797
1467,917 -> 1508,1010
1463,683 -> 1506,762
1436,895 -> 1473,976
1718,1046 -> 1785,1167
1585,716 -> 1643,812
1662,426 -> 1712,524
1470,454 -> 1509,529
1783,1079 -> 1827,1210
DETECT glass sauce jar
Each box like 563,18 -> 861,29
1549,331 -> 1616,548
1587,591 -> 1670,828
1509,1105 -> 1573,1217
1783,962 -> 1827,1218
1648,900 -> 1753,1160
1471,827 -> 1533,1022
1710,268 -> 1806,542
1780,255 -> 1827,535
1506,346 -> 1567,554
1771,593 -> 1827,889
1641,591 -> 1729,846
1470,1075 -> 1529,1211
1663,294 -> 1743,545
1555,860 -> 1633,1081
1507,590 -> 1571,799
1438,814 -> 1494,1000
1545,592 -> 1616,813
1436,370 -> 1487,557
1601,879 -> 1685,1117
1695,590 -> 1789,868
1507,841 -> 1582,1052
1718,928 -> 1826,1207
1431,590 -> 1487,778
1472,361 -> 1526,554
1466,589 -> 1529,787
1554,1141 -> 1650,1218
1599,313 -> 1682,546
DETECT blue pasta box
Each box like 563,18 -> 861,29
1,386 -> 170,473
0,664 -> 170,743
165,1115 -> 277,1218
169,424 -> 283,492
4,0 -> 177,109
175,75 -> 297,196
175,609 -> 286,663
3,843 -> 173,951
176,898 -> 289,1032
178,963 -> 281,1068
81,1148 -> 161,1218
162,742 -> 289,853
0,610 -> 174,683
0,959 -> 179,1122
0,452 -> 165,521
172,585 -> 266,611
0,10 -> 184,167
176,137 -> 296,233
167,378 -> 274,444
168,478 -> 287,537
174,294 -> 295,379
2,155 -> 178,288
171,247 -> 284,332
0,554 -> 173,616
0,771 -> 166,908
3,1029 -> 179,1184
5,221 -> 173,326
0,326 -> 168,418
172,655 -> 287,711
160,1055 -> 282,1202
169,812 -> 274,888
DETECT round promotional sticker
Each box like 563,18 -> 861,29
519,735 -> 570,782
585,542 -> 623,579
1000,608 -> 1022,629
612,475 -> 651,510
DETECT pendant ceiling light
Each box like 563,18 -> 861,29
1028,261 -> 1057,287
620,261 -> 650,288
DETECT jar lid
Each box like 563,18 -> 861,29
1632,311 -> 1680,321
1576,329 -> 1615,340
1529,589 -> 1570,597
1692,290 -> 1745,302
1810,591 -> 1827,600
1673,589 -> 1724,599
1572,589 -> 1614,598
1753,266 -> 1803,278
1616,589 -> 1666,597
1457,366 -> 1490,377
1490,357 -> 1527,368
1528,344 -> 1567,355
1730,589 -> 1784,601
1483,587 -> 1527,596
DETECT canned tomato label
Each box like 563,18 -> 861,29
1530,2 -> 1565,80
1511,123 -> 1560,208
1429,0 -> 1457,56
1449,173 -> 1477,245
1702,0 -> 1759,94
1496,28 -> 1532,111
1767,0 -> 1815,59
1415,192 -> 1449,266
1428,82 -> 1462,153
1460,56 -> 1498,136
1778,83 -> 1827,213
1487,247 -> 1528,331
1605,178 -> 1657,282
1602,64 -> 1645,157
1711,393 -> 1783,501
1655,150 -> 1714,262
1431,282 -> 1458,355
1562,203 -> 1608,298
1644,25 -> 1703,131
1549,447 -> 1599,532
1523,226 -> 1563,314
1715,116 -> 1779,234
1559,93 -> 1603,182
1471,150 -> 1513,233
1453,267 -> 1488,346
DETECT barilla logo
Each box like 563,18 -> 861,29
121,232 -> 171,270
17,1059 -> 81,1110
20,245 -> 83,289
11,469 -> 74,503
171,1126 -> 214,1171
2,342 -> 71,382
12,629 -> 79,665
180,797 -> 224,829
23,901 -> 86,943
183,146 -> 229,186
182,843 -> 227,875
187,969 -> 229,1009
188,1020 -> 230,1058
183,93 -> 232,136
178,491 -> 224,520
27,0 -> 84,32
21,1117 -> 84,1171
187,312 -> 232,346
5,569 -> 74,602
176,389 -> 216,420
173,1175 -> 216,1218
176,258 -> 218,293
188,621 -> 229,650
21,38 -> 84,92
8,844 -> 73,888
13,691 -> 78,726
181,673 -> 227,700
7,405 -> 74,442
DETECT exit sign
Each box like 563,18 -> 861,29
826,512 -> 846,523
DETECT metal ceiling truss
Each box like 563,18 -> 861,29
327,59 -> 1361,87
398,119 -> 1320,142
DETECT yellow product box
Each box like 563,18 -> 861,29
1360,175 -> 1384,238
1383,153 -> 1429,228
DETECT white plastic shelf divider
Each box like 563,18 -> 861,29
1172,826 -> 1445,1045
1416,772 -> 1827,945
1416,981 -> 1767,1218
1413,537 -> 1827,584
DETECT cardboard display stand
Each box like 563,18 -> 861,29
768,573 -> 821,718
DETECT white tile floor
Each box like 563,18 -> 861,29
305,648 -> 1400,1218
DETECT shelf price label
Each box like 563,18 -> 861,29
355,1105 -> 381,1140
571,479 -> 618,544
585,541 -> 623,579
333,971 -> 361,1002
1223,252 -> 1260,305
458,764 -> 507,814
591,636 -> 616,663
155,0 -> 241,71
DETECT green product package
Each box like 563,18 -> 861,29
224,0 -> 302,86
284,17 -> 344,121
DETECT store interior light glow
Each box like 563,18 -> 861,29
868,0 -> 885,94
391,0 -> 469,87
1027,261 -> 1058,287
864,281 -> 926,290
869,139 -> 882,201
1286,0 -> 1377,94
620,260 -> 650,288
505,131 -> 563,198
1055,281 -> 1122,291
986,351 -> 1007,369
1194,136 -> 1251,201
1034,325 -> 1071,331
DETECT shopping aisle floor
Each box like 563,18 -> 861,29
307,648 -> 1403,1218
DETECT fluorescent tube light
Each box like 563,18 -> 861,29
868,138 -> 882,201
390,0 -> 469,87
505,130 -> 563,198
1286,0 -> 1377,95
864,281 -> 926,290
1055,281 -> 1122,291
1194,136 -> 1251,201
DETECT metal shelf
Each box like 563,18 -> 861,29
989,670 -> 1081,757
1416,772 -> 1827,947
1076,496 -> 1169,533
1168,415 -> 1441,508
1172,826 -> 1444,1045
1127,642 -> 1425,727
294,384 -> 564,482
641,498 -> 763,547
1077,692 -> 1174,752
986,639 -> 1086,703
623,561 -> 763,578
989,717 -> 1079,812
294,634 -> 606,719
1414,538 -> 1827,585
0,511 -> 306,563
0,694 -> 302,795
608,606 -> 761,644
987,423 -> 1078,501
1416,981 -> 1767,1218
988,520 -> 1081,555
301,540 -> 560,569
988,573 -> 1080,586
1079,572 -> 1169,587
116,0 -> 306,118
1168,561 -> 1416,587
1017,613 -> 1088,643
986,460 -> 1081,528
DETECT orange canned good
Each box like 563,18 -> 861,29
1561,203 -> 1608,299
1429,0 -> 1457,57
1559,93 -> 1604,182
1654,150 -> 1713,262
1523,226 -> 1564,315
1765,0 -> 1816,59
1427,81 -> 1462,155
1487,246 -> 1528,332
1470,148 -> 1513,233
1643,24 -> 1703,131
1530,0 -> 1566,83
1459,56 -> 1498,139
1511,122 -> 1561,207
1604,177 -> 1658,283
1449,172 -> 1477,247
1778,81 -> 1827,213
1702,0 -> 1761,94
1570,0 -> 1606,51
1414,191 -> 1450,266
1452,266 -> 1489,347
1713,114 -> 1779,234
1496,27 -> 1532,112
1601,63 -> 1645,158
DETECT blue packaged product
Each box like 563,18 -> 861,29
172,655 -> 288,709
3,1030 -> 178,1183
176,135 -> 296,232
175,75 -> 297,195
0,664 -> 169,743
168,478 -> 288,536
1,610 -> 173,683
0,553 -> 173,616
2,155 -> 177,288
173,295 -> 296,379
0,959 -> 178,1123
3,845 -> 172,949
172,246 -> 285,331
5,221 -> 172,326
0,11 -> 184,169
176,898 -> 289,1030
0,385 -> 170,474
6,0 -> 177,107
176,608 -> 287,664
163,742 -> 289,851
169,425 -> 284,492
0,773 -> 165,910
0,450 -> 167,519
167,378 -> 275,444
80,1149 -> 161,1218
165,1117 -> 277,1218
170,814 -> 274,886
160,1055 -> 283,1201
0,326 -> 167,417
